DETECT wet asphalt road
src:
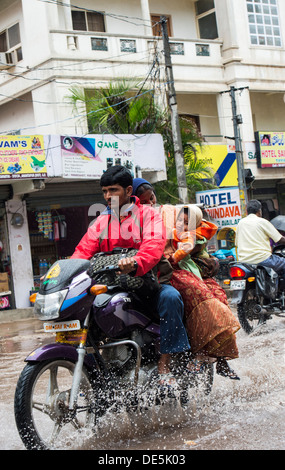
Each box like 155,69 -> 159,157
0,312 -> 285,451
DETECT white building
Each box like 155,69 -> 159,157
1,0 -> 285,306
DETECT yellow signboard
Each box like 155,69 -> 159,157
0,135 -> 47,179
255,131 -> 285,168
196,144 -> 238,187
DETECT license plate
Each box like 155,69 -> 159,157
230,280 -> 246,290
43,320 -> 81,332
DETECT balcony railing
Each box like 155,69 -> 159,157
50,30 -> 223,66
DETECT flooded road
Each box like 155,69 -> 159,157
0,313 -> 285,450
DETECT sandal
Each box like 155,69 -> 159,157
155,373 -> 178,402
186,359 -> 206,374
158,372 -> 177,386
216,359 -> 240,380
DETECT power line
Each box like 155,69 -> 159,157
0,49 -> 155,83
38,0 -> 155,29
0,87 -> 156,135
0,44 -> 158,73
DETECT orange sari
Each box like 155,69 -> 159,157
161,205 -> 240,360
170,269 -> 240,359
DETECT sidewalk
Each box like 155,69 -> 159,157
0,308 -> 35,323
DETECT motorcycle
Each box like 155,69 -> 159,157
14,254 -> 214,450
228,245 -> 285,334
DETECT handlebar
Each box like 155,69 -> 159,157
94,265 -> 120,275
90,261 -> 138,277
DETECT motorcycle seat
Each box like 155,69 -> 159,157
229,261 -> 258,271
243,263 -> 258,270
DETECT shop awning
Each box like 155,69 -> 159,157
24,180 -> 105,210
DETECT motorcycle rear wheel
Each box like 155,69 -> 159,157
14,359 -> 96,450
237,288 -> 266,334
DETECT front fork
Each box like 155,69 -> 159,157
68,313 -> 143,411
69,312 -> 90,411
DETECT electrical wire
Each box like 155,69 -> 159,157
0,87 -> 156,135
37,0 -> 156,29
0,51 -> 156,82
0,7 -> 222,139
0,43 -> 159,73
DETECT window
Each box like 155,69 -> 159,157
180,114 -> 201,134
120,39 -> 137,53
91,37 -> 108,51
0,23 -> 22,64
195,0 -> 218,39
247,0 -> 281,46
72,10 -> 105,32
196,43 -> 210,56
151,15 -> 172,37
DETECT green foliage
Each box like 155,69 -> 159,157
154,146 -> 216,203
68,80 -> 171,136
67,79 -> 217,202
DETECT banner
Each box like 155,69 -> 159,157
195,144 -> 238,187
61,135 -> 135,178
196,187 -> 242,228
255,131 -> 285,168
0,135 -> 47,179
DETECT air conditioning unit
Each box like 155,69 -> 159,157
0,52 -> 14,69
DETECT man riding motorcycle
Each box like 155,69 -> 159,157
236,199 -> 285,273
71,165 -> 190,385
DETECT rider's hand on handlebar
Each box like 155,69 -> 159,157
117,257 -> 137,274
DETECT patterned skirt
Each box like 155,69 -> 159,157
170,269 -> 240,359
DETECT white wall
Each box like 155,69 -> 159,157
250,92 -> 285,132
177,93 -> 221,139
0,92 -> 35,135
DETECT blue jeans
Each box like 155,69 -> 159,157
259,254 -> 285,275
155,284 -> 190,354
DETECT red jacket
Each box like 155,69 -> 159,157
71,197 -> 166,277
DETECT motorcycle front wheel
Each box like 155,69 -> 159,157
14,359 -> 96,450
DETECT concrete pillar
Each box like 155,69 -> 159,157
216,91 -> 233,139
236,86 -> 255,143
216,84 -> 255,143
61,0 -> 77,49
140,0 -> 152,36
6,199 -> 34,308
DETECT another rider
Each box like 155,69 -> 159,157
236,199 -> 285,273
71,165 -> 190,385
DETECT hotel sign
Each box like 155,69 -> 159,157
255,131 -> 285,168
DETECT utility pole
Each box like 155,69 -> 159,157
161,16 -> 189,204
221,85 -> 249,217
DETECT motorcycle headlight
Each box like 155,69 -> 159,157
34,289 -> 68,320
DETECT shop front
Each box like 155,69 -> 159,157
0,133 -> 166,308
25,180 -> 104,292
0,185 -> 13,309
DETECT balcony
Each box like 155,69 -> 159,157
48,30 -> 223,87
0,29 -> 224,103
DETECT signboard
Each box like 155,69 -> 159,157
255,131 -> 285,168
244,141 -> 257,162
0,135 -> 47,179
195,144 -> 238,187
61,135 -> 135,178
196,187 -> 242,228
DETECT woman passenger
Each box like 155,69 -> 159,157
133,178 -> 240,379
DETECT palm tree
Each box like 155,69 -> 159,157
67,79 -> 216,201
68,79 -> 172,136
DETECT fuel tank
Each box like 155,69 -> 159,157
94,292 -> 159,338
